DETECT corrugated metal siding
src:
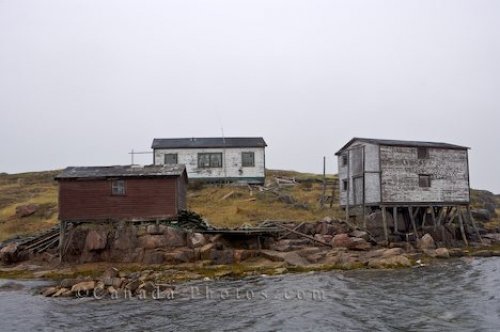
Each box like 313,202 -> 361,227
58,178 -> 179,220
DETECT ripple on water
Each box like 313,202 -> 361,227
1,258 -> 500,331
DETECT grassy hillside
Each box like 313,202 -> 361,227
0,169 -> 498,241
0,171 -> 59,242
0,170 -> 343,241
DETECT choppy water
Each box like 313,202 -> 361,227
1,258 -> 500,332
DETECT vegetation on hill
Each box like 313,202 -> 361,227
0,169 -> 498,242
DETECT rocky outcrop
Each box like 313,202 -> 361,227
15,204 -> 39,218
0,242 -> 19,264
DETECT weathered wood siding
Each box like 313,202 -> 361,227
338,141 -> 380,206
58,177 -> 184,221
380,146 -> 470,204
154,147 -> 265,183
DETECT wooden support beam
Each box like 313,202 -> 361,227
430,207 -> 437,232
467,206 -> 485,245
457,208 -> 469,247
381,206 -> 389,246
278,222 -> 305,240
273,223 -> 332,247
393,207 -> 400,234
408,206 -> 419,240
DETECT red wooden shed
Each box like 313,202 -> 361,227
55,165 -> 188,221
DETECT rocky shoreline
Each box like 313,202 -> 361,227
2,217 -> 500,299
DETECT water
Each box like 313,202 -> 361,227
1,258 -> 500,332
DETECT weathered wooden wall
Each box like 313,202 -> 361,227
58,177 -> 185,221
154,147 -> 265,183
338,139 -> 470,207
380,146 -> 469,204
338,142 -> 380,206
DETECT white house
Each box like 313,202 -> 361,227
152,137 -> 267,184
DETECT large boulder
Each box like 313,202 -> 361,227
331,234 -> 353,248
163,227 -> 186,247
187,233 -> 207,248
368,255 -> 412,269
138,235 -> 168,250
15,204 -> 39,218
71,281 -> 96,295
435,248 -> 450,259
0,242 -> 19,264
419,234 -> 436,250
84,229 -> 108,251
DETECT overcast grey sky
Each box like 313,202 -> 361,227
1,0 -> 499,193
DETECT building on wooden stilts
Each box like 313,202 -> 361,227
335,137 -> 482,246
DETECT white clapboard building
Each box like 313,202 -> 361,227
152,137 -> 267,184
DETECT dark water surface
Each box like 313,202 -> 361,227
1,258 -> 499,332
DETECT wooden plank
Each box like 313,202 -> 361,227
408,206 -> 419,239
467,205 -> 485,245
273,223 -> 332,247
381,206 -> 389,246
457,208 -> 469,247
393,207 -> 399,234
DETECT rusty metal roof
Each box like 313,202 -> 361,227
152,137 -> 267,149
55,164 -> 187,180
335,137 -> 469,155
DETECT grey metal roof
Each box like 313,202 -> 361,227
335,137 -> 469,155
152,137 -> 267,149
55,164 -> 186,180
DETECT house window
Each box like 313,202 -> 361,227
198,153 -> 223,168
164,153 -> 178,165
111,180 -> 126,195
242,152 -> 255,167
419,175 -> 431,188
417,147 -> 429,159
342,180 -> 348,191
341,154 -> 348,167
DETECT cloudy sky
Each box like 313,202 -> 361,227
1,0 -> 499,193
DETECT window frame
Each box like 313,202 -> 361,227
164,153 -> 178,165
342,179 -> 349,191
197,152 -> 223,168
241,152 -> 255,167
418,174 -> 431,188
341,154 -> 348,167
111,179 -> 126,196
417,147 -> 429,159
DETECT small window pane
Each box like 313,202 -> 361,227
417,147 -> 428,159
342,180 -> 348,191
112,180 -> 125,195
164,153 -> 178,164
419,175 -> 431,188
198,153 -> 223,168
242,152 -> 255,167
341,155 -> 348,167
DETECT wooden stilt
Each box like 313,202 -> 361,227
457,208 -> 469,247
408,206 -> 419,240
59,220 -> 65,263
381,206 -> 389,246
430,207 -> 437,231
393,207 -> 399,234
467,206 -> 485,245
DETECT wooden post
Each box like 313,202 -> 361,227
381,206 -> 389,246
320,156 -> 326,208
345,150 -> 350,221
430,207 -> 437,231
59,220 -> 65,263
329,178 -> 335,208
467,206 -> 484,245
457,208 -> 469,247
408,206 -> 419,240
393,207 -> 399,234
